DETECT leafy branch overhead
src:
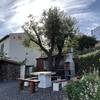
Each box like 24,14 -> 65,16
23,7 -> 78,54
23,7 -> 79,69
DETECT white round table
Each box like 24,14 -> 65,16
31,71 -> 55,88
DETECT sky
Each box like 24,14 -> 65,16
0,0 -> 100,37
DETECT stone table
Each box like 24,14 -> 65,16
31,71 -> 55,88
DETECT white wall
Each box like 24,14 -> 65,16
0,38 -> 10,57
0,33 -> 41,67
20,65 -> 25,78
25,48 -> 41,66
9,33 -> 26,62
8,33 -> 41,66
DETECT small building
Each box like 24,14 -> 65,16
0,59 -> 20,81
0,33 -> 41,78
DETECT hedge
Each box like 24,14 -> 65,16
75,50 -> 100,75
64,72 -> 100,100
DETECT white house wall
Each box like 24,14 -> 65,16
9,34 -> 26,62
8,33 -> 41,66
0,33 -> 41,67
0,38 -> 10,57
25,48 -> 41,66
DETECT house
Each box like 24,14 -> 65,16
0,33 -> 41,78
91,26 -> 100,41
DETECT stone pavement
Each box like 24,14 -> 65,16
0,81 -> 65,100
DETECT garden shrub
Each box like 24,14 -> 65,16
75,50 -> 100,75
64,72 -> 100,100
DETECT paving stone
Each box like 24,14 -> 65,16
0,81 -> 65,100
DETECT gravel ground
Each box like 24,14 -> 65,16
0,81 -> 66,100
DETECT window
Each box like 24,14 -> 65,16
18,36 -> 22,40
25,66 -> 33,78
1,43 -> 4,53
25,66 -> 30,78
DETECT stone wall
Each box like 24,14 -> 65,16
0,62 -> 20,81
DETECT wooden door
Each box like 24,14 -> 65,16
36,58 -> 44,71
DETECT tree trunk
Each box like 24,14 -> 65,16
48,53 -> 53,71
55,53 -> 64,78
55,53 -> 63,69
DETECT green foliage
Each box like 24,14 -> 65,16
0,52 -> 7,59
23,7 -> 78,54
77,35 -> 97,51
64,72 -> 100,100
23,7 -> 79,69
75,50 -> 100,75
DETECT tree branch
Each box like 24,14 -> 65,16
25,29 -> 49,55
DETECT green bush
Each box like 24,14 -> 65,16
64,72 -> 100,100
75,50 -> 100,75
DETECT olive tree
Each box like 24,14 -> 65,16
23,7 -> 78,70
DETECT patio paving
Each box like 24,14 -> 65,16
0,81 -> 66,100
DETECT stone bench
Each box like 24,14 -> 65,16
53,79 -> 67,91
17,78 -> 40,94
24,77 -> 38,86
